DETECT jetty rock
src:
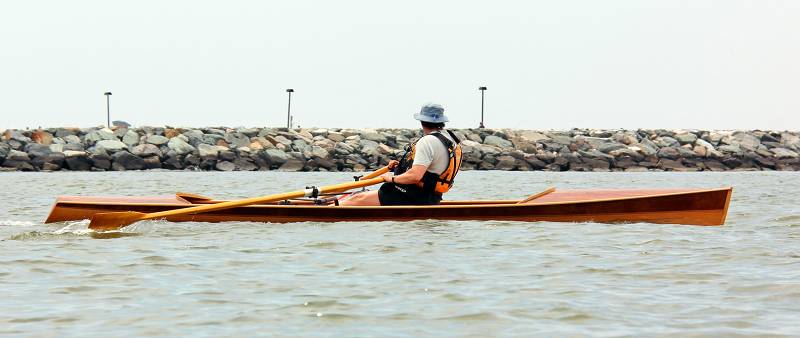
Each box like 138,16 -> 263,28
0,127 -> 799,172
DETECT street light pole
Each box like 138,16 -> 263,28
104,92 -> 112,128
478,86 -> 487,128
286,89 -> 294,129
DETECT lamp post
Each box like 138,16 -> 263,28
478,86 -> 487,128
286,89 -> 294,129
104,92 -> 112,128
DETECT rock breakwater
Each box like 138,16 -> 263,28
2,127 -> 799,172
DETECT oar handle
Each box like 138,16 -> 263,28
360,166 -> 390,180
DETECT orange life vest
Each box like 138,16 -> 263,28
395,130 -> 463,194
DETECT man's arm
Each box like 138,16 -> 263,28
391,164 -> 427,184
382,135 -> 436,184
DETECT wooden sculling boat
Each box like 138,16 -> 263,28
45,187 -> 733,226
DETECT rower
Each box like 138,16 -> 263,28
339,103 -> 463,206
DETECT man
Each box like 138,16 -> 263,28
339,103 -> 462,206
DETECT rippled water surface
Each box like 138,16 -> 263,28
1,171 -> 799,337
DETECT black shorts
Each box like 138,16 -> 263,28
378,183 -> 441,206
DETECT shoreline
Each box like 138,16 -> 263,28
2,127 -> 799,172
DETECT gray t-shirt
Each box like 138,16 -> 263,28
412,130 -> 455,175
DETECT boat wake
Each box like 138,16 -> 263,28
6,219 -> 155,240
0,220 -> 40,227
53,220 -> 94,235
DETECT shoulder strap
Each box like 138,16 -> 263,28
430,132 -> 454,149
446,130 -> 461,144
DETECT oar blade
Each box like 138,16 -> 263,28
89,211 -> 147,231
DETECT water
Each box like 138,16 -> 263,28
1,171 -> 799,337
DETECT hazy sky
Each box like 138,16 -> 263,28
1,0 -> 797,130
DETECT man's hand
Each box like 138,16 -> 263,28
387,160 -> 399,170
380,172 -> 394,183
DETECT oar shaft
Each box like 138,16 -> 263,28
360,166 -> 389,180
144,177 -> 385,220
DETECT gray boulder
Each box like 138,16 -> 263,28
597,142 -> 626,154
161,155 -> 184,170
146,135 -> 170,145
63,135 -> 82,144
361,130 -> 387,143
25,143 -> 52,158
263,149 -> 290,165
278,159 -> 305,171
579,149 -> 613,160
638,139 -> 659,156
310,128 -> 329,137
718,144 -> 742,155
203,133 -> 224,145
2,158 -> 34,171
95,139 -> 128,153
64,152 -> 92,171
582,158 -> 611,171
6,130 -> 31,143
84,129 -> 117,143
523,154 -> 547,169
483,135 -> 513,149
219,150 -> 236,161
334,142 -> 354,155
609,147 -> 644,161
677,147 -> 699,158
359,140 -> 380,156
0,143 -> 9,160
654,136 -> 679,148
122,130 -> 140,147
224,133 -> 251,148
238,128 -> 261,137
772,148 -> 799,159
30,150 -> 64,169
310,145 -> 330,159
694,139 -> 716,155
327,132 -> 345,142
612,131 -> 639,145
131,144 -> 163,158
6,149 -> 30,161
518,131 -> 550,143
656,147 -> 681,160
781,133 -> 800,149
112,151 -> 146,170
494,155 -> 517,170
167,136 -> 196,155
233,158 -> 257,171
659,159 -> 687,171
182,129 -> 205,145
291,139 -> 309,152
723,132 -> 762,151
215,161 -> 236,171
113,127 -> 129,139
90,154 -> 112,170
63,143 -> 85,151
674,133 -> 698,145
54,128 -> 78,138
197,143 -> 220,160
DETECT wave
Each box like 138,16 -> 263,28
5,219 -> 155,240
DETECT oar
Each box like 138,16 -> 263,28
358,166 -> 390,180
517,187 -> 556,204
89,176 -> 386,231
172,166 -> 391,206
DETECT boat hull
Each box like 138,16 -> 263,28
45,188 -> 733,226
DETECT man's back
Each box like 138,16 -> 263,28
412,130 -> 455,175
